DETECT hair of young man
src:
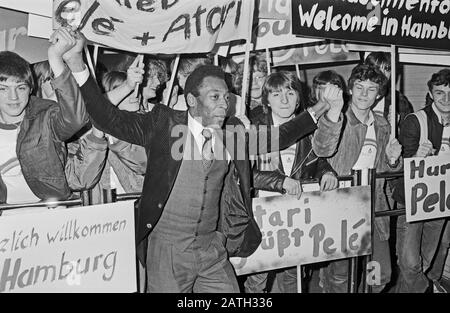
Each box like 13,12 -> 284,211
427,69 -> 450,92
261,71 -> 304,112
32,60 -> 52,98
101,71 -> 127,93
143,58 -> 168,88
309,70 -> 347,107
184,65 -> 227,103
364,52 -> 391,72
0,51 -> 34,91
54,0 -> 81,26
348,64 -> 387,96
175,56 -> 212,77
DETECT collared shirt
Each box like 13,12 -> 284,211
187,112 -> 212,154
187,113 -> 231,163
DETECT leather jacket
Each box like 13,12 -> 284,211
250,107 -> 337,195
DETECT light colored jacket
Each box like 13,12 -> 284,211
328,106 -> 398,241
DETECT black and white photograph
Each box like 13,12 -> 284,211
0,0 -> 449,300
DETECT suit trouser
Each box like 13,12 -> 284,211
146,232 -> 240,293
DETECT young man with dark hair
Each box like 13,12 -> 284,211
0,28 -> 87,208
321,64 -> 402,293
245,71 -> 341,293
393,68 -> 450,293
57,29 -> 344,292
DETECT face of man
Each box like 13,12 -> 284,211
60,1 -> 82,28
189,76 -> 229,128
268,87 -> 298,120
0,77 -> 31,123
250,71 -> 266,100
350,79 -> 380,111
142,66 -> 162,100
430,84 -> 450,114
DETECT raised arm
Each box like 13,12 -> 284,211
311,84 -> 344,157
47,28 -> 89,142
55,29 -> 152,146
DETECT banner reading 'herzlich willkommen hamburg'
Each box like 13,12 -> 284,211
53,0 -> 253,54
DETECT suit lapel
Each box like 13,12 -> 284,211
167,110 -> 189,190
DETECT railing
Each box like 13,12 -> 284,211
0,169 -> 406,294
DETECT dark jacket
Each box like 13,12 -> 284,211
0,67 -> 88,204
80,75 -> 325,259
374,89 -> 413,134
393,105 -> 444,205
250,107 -> 336,194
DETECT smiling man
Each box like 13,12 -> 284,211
0,28 -> 88,208
394,68 -> 450,293
321,64 -> 402,293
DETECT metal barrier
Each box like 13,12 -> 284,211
0,170 -> 406,294
0,190 -> 91,212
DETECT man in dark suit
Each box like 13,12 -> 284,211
57,29 -> 343,293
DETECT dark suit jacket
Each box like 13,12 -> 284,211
80,76 -> 318,258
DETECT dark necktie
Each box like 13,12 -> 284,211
202,129 -> 214,170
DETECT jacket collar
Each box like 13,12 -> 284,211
24,96 -> 55,120
346,105 -> 389,128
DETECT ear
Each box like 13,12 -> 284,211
427,90 -> 434,101
186,93 -> 197,109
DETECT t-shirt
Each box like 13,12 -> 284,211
352,112 -> 377,170
0,123 -> 40,204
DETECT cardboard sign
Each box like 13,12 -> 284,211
0,201 -> 136,293
292,0 -> 450,51
230,186 -> 372,276
51,0 -> 253,54
404,156 -> 450,222
0,7 -> 49,64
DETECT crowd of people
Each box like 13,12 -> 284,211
0,26 -> 449,293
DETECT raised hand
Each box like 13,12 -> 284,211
49,27 -> 77,60
125,56 -> 145,91
323,84 -> 344,122
48,27 -> 77,77
62,30 -> 86,65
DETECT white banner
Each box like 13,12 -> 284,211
404,156 -> 450,222
231,186 -> 372,276
52,0 -> 253,54
0,201 -> 136,293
